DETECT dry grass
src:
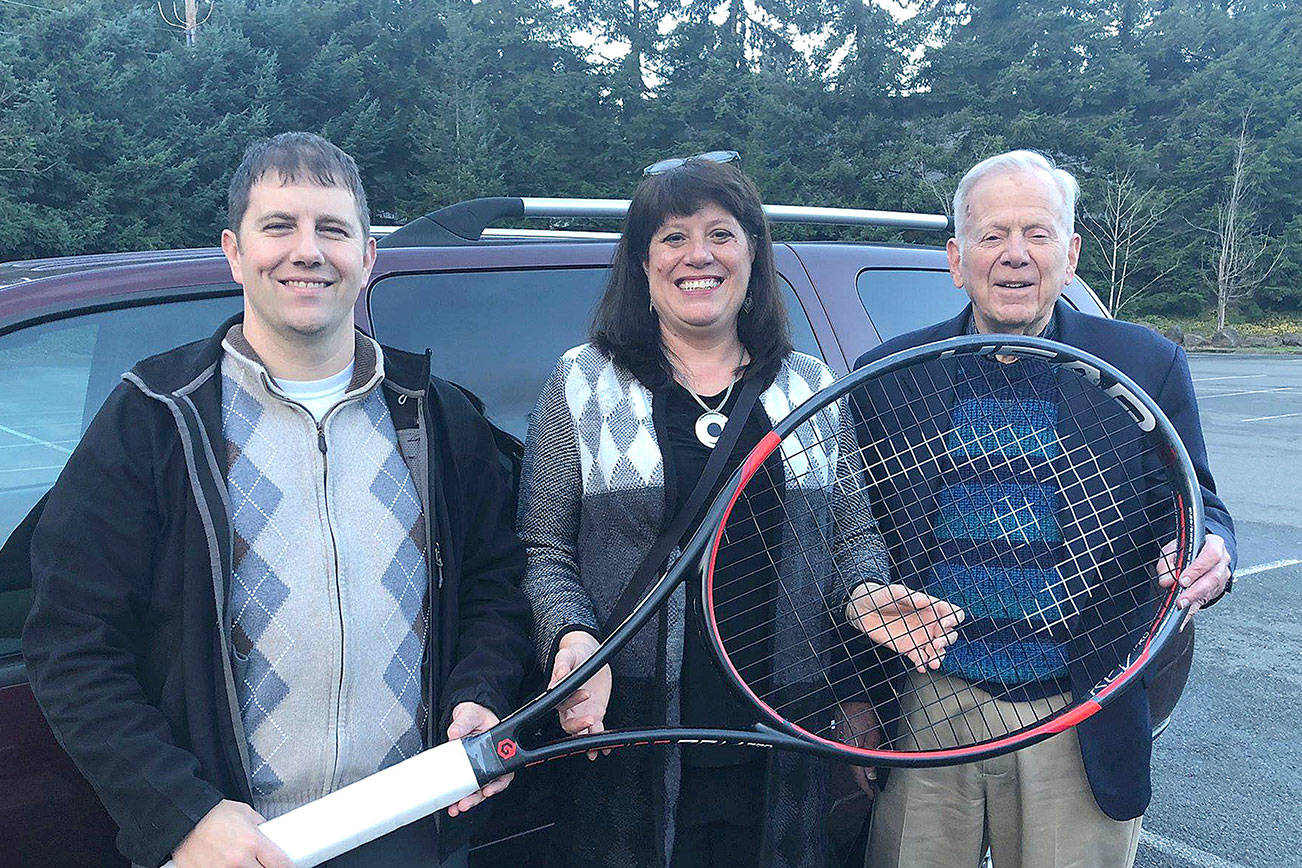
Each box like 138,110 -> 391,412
1128,315 -> 1302,337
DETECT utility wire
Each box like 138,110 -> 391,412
0,0 -> 59,12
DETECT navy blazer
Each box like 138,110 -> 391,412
853,300 -> 1236,820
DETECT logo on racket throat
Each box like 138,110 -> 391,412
496,738 -> 518,760
944,343 -> 1158,433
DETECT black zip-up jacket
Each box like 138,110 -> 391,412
22,316 -> 533,867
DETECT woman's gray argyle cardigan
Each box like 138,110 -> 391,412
517,344 -> 889,868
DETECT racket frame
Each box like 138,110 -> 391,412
477,335 -> 1203,778
187,335 -> 1206,867
697,334 -> 1205,767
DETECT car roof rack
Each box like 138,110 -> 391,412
378,197 -> 954,248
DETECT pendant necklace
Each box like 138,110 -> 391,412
686,349 -> 744,448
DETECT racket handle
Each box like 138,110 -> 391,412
160,739 -> 480,868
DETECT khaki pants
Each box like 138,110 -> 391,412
866,672 -> 1142,868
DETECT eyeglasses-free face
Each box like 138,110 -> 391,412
642,150 -> 740,176
643,201 -> 754,343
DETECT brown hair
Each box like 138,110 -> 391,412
227,132 -> 370,237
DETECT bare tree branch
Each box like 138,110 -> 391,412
1208,110 -> 1284,331
1081,170 -> 1181,315
158,0 -> 213,47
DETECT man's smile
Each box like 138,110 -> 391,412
280,277 -> 334,290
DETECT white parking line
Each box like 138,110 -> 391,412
1199,387 -> 1293,399
1241,411 -> 1302,423
0,464 -> 67,475
0,423 -> 73,455
1234,558 -> 1302,577
1139,830 -> 1250,868
1192,374 -> 1261,382
0,440 -> 79,450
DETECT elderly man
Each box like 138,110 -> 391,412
852,150 -> 1235,868
23,132 -> 532,867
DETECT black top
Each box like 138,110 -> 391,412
662,379 -> 782,767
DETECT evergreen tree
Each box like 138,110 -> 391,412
0,0 -> 1296,320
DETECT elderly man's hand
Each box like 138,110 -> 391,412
835,700 -> 883,797
1156,533 -> 1231,624
845,583 -> 965,673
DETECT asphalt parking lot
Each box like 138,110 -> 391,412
1135,353 -> 1302,868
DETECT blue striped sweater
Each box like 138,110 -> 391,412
930,356 -> 1072,702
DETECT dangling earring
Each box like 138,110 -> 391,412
741,293 -> 754,313
649,299 -> 657,317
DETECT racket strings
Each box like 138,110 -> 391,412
748,566 -> 1149,743
742,559 -> 1145,734
891,672 -> 1075,750
715,501 -> 1162,743
718,371 -> 1170,577
718,399 -> 1162,579
705,356 -> 1183,752
718,455 -> 1166,645
712,479 -> 1167,680
709,416 -> 1159,587
717,531 -> 1155,696
711,436 -> 1171,648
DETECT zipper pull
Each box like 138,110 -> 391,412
317,423 -> 327,454
432,542 -> 444,590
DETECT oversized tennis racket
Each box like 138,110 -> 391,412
179,334 -> 1201,866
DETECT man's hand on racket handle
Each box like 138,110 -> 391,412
446,702 -> 513,817
834,700 -> 883,798
170,799 -> 292,868
1157,533 -> 1231,626
845,583 -> 965,674
552,630 -> 613,760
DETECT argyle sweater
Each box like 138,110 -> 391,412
518,344 -> 889,868
221,329 -> 428,819
929,355 -> 1071,702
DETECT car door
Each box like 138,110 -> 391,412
0,280 -> 244,867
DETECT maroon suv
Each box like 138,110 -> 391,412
0,198 -> 1179,866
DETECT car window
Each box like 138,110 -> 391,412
855,269 -> 971,343
856,268 -> 1098,344
369,267 -> 822,439
0,292 -> 242,659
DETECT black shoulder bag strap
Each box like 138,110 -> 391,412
603,373 -> 767,637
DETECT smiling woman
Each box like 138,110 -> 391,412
591,157 -> 791,394
514,157 -> 880,868
644,202 -> 754,368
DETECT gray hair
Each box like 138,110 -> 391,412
952,150 -> 1079,248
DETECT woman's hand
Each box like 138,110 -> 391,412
845,583 -> 965,673
551,630 -> 613,759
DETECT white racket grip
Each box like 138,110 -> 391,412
161,738 -> 480,868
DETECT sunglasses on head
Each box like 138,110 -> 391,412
642,150 -> 741,176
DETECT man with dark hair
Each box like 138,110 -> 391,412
23,131 -> 532,867
853,150 -> 1235,868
